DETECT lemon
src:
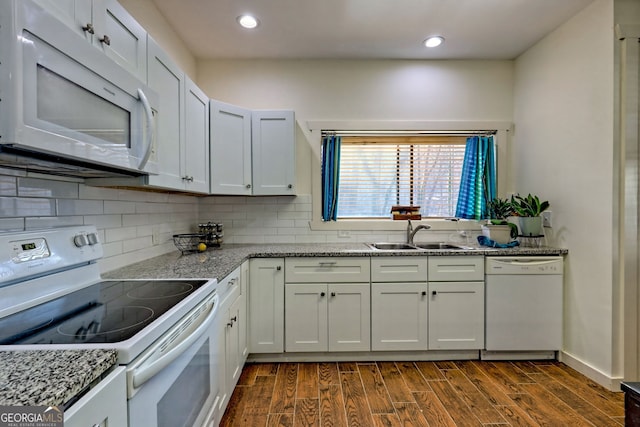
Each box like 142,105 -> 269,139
197,243 -> 207,252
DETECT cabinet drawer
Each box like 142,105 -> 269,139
428,256 -> 484,281
285,257 -> 370,283
371,257 -> 428,282
218,267 -> 241,306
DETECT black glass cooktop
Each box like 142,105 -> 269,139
0,279 -> 208,345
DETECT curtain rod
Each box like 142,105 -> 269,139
321,130 -> 497,136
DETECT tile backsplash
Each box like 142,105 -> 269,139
0,170 -> 199,273
1,170 -> 472,273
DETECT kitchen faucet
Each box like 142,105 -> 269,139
406,219 -> 431,245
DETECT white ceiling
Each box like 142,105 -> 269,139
150,0 -> 596,60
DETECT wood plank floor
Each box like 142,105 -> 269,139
219,360 -> 625,427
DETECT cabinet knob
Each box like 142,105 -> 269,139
421,291 -> 427,296
288,184 -> 293,189
276,266 -> 282,271
246,184 -> 252,189
432,290 -> 437,296
82,23 -> 95,34
100,34 -> 111,46
331,292 -> 336,297
320,292 -> 325,297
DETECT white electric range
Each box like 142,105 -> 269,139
0,226 -> 220,426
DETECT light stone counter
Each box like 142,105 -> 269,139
0,349 -> 118,407
104,243 -> 568,282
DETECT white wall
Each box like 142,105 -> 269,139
513,0 -> 616,385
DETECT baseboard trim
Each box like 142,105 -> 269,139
560,350 -> 623,391
247,350 -> 480,363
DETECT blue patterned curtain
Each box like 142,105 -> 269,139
322,135 -> 341,221
455,136 -> 496,219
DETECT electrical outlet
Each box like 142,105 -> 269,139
337,230 -> 351,238
542,211 -> 552,228
152,227 -> 161,245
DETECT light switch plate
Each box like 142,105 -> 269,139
542,211 -> 552,227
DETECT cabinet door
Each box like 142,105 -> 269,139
328,283 -> 370,352
92,0 -> 147,81
225,296 -> 243,393
239,261 -> 249,363
33,0 -> 92,41
249,259 -> 285,353
184,77 -> 210,193
147,37 -> 184,190
251,110 -> 296,195
210,100 -> 252,195
214,312 -> 228,416
285,283 -> 328,352
428,281 -> 484,350
371,283 -> 428,351
64,367 -> 127,427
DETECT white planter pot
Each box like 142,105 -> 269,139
518,216 -> 543,237
481,224 -> 513,244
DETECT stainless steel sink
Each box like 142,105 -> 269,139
414,242 -> 462,250
367,242 -> 418,250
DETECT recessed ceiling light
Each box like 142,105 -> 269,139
237,15 -> 259,29
424,36 -> 444,48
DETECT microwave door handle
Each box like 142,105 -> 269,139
137,88 -> 154,171
129,293 -> 218,390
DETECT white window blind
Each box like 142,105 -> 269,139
336,136 -> 467,218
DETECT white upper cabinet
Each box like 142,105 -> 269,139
251,110 -> 296,195
34,0 -> 147,81
184,78 -> 211,193
210,101 -> 252,195
210,101 -> 296,196
147,38 -> 184,189
146,37 -> 209,193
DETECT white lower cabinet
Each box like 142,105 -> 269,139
371,257 -> 428,351
211,266 -> 246,426
285,283 -> 370,352
428,281 -> 484,350
249,258 -> 285,353
371,283 -> 428,351
64,366 -> 127,427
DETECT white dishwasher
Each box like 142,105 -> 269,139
482,256 -> 563,360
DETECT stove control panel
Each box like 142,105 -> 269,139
10,237 -> 51,263
0,226 -> 103,286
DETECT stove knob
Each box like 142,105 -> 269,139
73,234 -> 89,247
87,233 -> 99,245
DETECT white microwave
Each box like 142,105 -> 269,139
0,0 -> 158,177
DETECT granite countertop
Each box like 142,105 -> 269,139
104,242 -> 568,282
0,349 -> 118,408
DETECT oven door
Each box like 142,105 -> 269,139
127,292 -> 220,427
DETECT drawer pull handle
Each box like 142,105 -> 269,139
318,261 -> 337,266
231,316 -> 237,322
82,23 -> 95,34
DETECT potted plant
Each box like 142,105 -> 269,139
482,197 -> 517,243
510,193 -> 550,236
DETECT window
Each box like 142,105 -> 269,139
335,135 -> 467,219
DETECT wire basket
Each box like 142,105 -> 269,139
172,233 -> 206,254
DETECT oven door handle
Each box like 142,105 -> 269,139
128,292 -> 218,395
